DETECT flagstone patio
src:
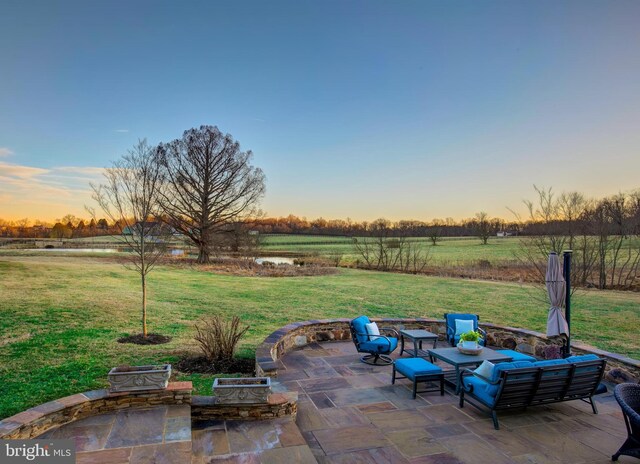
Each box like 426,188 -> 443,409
36,340 -> 634,463
283,340 -> 631,463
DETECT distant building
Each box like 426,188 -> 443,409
496,231 -> 517,237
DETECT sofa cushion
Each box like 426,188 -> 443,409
360,337 -> 398,354
395,358 -> 442,380
463,376 -> 496,406
566,354 -> 602,374
486,361 -> 534,396
497,350 -> 536,362
533,358 -> 571,378
566,354 -> 600,363
489,361 -> 534,383
533,359 -> 569,367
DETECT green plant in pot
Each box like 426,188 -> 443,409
460,330 -> 481,349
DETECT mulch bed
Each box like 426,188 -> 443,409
176,355 -> 255,375
117,333 -> 172,345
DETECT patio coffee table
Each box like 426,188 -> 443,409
427,347 -> 513,393
399,329 -> 438,357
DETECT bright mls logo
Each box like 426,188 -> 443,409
1,440 -> 75,463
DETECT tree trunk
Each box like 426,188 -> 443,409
197,245 -> 210,264
142,272 -> 147,337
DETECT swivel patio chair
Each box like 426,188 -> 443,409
349,315 -> 399,365
444,313 -> 487,347
612,383 -> 640,461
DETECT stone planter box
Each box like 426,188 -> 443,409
212,377 -> 271,404
108,364 -> 171,392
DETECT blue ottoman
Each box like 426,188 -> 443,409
496,349 -> 536,362
393,358 -> 444,398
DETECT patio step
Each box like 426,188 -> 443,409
191,415 -> 317,463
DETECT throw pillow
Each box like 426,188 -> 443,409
474,360 -> 495,379
455,319 -> 474,336
364,322 -> 380,337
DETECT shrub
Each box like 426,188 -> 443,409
194,316 -> 250,363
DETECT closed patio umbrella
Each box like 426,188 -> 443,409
546,252 -> 569,338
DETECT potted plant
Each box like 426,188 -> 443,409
108,364 -> 171,392
212,377 -> 271,404
459,330 -> 481,350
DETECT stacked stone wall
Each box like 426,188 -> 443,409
191,392 -> 297,421
255,318 -> 640,384
0,382 -> 192,440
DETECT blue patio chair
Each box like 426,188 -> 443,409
612,383 -> 640,461
444,313 -> 486,347
349,315 -> 399,365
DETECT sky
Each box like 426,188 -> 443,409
1,0 -> 639,223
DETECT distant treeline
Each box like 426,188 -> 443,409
2,187 -> 639,243
249,216 -> 518,237
0,214 -> 519,239
0,215 -> 121,239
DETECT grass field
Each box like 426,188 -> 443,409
261,235 -> 524,265
1,254 -> 639,419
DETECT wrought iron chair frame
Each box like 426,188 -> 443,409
613,383 -> 640,461
349,318 -> 399,365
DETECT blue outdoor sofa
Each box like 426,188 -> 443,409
459,354 -> 607,429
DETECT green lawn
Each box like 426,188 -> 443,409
261,235 -> 524,265
1,254 -> 639,419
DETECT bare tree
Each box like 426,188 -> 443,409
352,219 -> 430,273
557,191 -> 586,251
511,186 -> 596,290
474,212 -> 492,245
427,221 -> 442,246
583,192 -> 640,289
90,140 -> 170,338
157,126 -> 266,264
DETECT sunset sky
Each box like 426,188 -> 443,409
1,0 -> 639,223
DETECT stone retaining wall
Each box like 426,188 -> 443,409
0,382 -> 192,440
255,318 -> 640,384
191,392 -> 298,422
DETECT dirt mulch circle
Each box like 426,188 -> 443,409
117,333 -> 172,345
175,355 -> 255,375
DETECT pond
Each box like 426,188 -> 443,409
31,248 -> 119,253
255,257 -> 295,265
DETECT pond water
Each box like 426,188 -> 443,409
31,248 -> 119,253
21,248 -> 294,265
25,248 -> 188,255
255,257 -> 295,265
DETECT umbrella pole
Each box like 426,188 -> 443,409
563,250 -> 572,357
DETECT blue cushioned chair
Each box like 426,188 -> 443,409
349,315 -> 399,365
444,313 -> 487,347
